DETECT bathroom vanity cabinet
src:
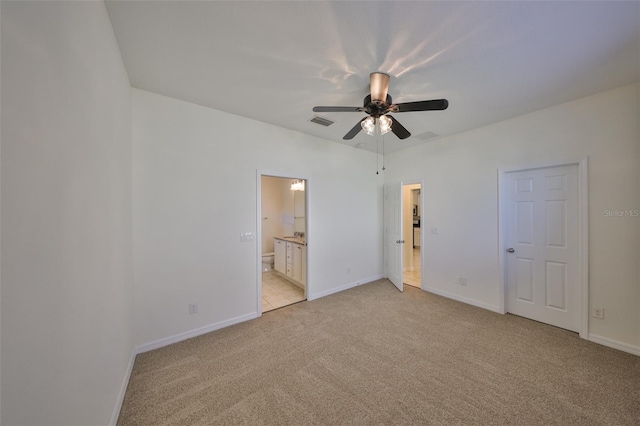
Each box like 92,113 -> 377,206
291,243 -> 306,284
273,237 -> 306,288
274,239 -> 286,274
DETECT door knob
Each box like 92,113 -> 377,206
507,248 -> 515,253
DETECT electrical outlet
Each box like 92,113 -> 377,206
431,227 -> 439,235
454,276 -> 467,286
189,303 -> 198,315
592,306 -> 604,319
347,267 -> 351,275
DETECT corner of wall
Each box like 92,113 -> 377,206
109,350 -> 137,426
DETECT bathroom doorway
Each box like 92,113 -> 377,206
258,174 -> 307,313
402,183 -> 422,288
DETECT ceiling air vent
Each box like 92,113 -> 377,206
309,115 -> 334,127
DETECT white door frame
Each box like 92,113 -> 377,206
256,170 -> 310,316
498,158 -> 588,338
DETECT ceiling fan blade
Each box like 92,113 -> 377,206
343,119 -> 365,140
393,99 -> 449,113
390,116 -> 411,139
313,106 -> 363,113
370,72 -> 390,102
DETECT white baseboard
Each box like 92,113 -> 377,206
420,287 -> 639,356
135,312 -> 258,354
588,333 -> 640,356
136,274 -> 382,354
110,350 -> 136,426
308,274 -> 384,301
422,286 -> 502,314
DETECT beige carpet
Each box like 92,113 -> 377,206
118,280 -> 640,425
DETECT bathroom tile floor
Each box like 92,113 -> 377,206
262,271 -> 305,312
404,247 -> 421,288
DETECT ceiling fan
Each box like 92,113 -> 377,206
313,72 -> 448,140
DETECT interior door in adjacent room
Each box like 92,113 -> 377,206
384,182 -> 403,291
403,183 -> 422,289
505,164 -> 579,332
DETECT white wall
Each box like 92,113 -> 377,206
133,89 -> 383,348
1,2 -> 134,425
385,83 -> 640,350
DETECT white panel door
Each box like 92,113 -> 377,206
506,164 -> 579,331
384,183 -> 403,291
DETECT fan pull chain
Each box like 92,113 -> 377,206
382,133 -> 386,171
376,132 -> 380,175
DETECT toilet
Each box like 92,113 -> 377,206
261,252 -> 275,272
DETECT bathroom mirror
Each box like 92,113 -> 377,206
293,188 -> 306,233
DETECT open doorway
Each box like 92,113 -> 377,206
259,175 -> 307,313
402,183 -> 421,288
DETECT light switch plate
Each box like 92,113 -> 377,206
240,232 -> 255,242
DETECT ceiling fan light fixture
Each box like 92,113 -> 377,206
361,116 -> 391,136
379,115 -> 392,135
361,116 -> 376,135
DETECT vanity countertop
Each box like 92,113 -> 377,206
275,236 -> 306,246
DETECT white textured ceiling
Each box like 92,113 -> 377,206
105,1 -> 639,153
